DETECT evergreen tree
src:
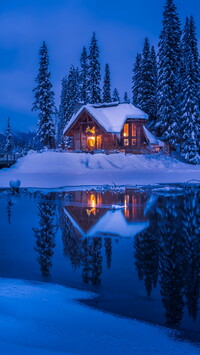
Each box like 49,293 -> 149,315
180,16 -> 200,164
88,32 -> 101,103
132,53 -> 142,107
139,38 -> 157,124
80,46 -> 89,104
32,41 -> 56,149
59,66 -> 80,146
149,45 -> 158,124
103,64 -> 111,102
157,0 -> 181,145
124,92 -> 130,103
112,88 -> 120,102
4,118 -> 13,154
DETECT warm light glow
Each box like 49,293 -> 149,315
87,136 -> 95,148
123,123 -> 129,137
132,123 -> 136,136
88,194 -> 96,208
86,208 -> 96,216
87,194 -> 96,215
124,139 -> 129,146
86,126 -> 95,134
124,195 -> 130,219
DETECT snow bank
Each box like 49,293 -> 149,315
0,278 -> 199,355
0,151 -> 200,188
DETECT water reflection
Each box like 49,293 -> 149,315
33,195 -> 57,278
62,190 -> 150,238
134,189 -> 200,328
1,186 -> 200,333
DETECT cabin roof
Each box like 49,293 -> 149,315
64,102 -> 148,134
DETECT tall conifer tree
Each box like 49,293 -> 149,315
103,64 -> 111,102
32,41 -> 56,149
139,38 -> 157,124
88,32 -> 101,103
80,46 -> 89,104
180,16 -> 200,164
132,53 -> 142,107
157,0 -> 181,145
59,66 -> 80,145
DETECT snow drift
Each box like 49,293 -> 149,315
0,278 -> 199,355
0,151 -> 200,188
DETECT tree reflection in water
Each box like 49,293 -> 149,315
33,196 -> 57,278
134,187 -> 200,328
31,187 -> 200,327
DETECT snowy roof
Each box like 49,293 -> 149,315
64,103 -> 148,134
143,126 -> 164,146
64,207 -> 149,238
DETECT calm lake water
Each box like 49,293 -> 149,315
0,185 -> 200,343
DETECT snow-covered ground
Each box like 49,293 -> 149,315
0,277 -> 199,355
0,151 -> 200,188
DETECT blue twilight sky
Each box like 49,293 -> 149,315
0,0 -> 200,131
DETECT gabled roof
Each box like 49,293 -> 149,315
64,102 -> 148,134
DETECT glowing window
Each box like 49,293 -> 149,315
124,139 -> 129,146
132,124 -> 136,136
132,138 -> 136,146
123,123 -> 129,137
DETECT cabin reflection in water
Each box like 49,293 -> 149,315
63,189 -> 154,238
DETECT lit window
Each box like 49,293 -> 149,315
132,139 -> 136,146
123,123 -> 129,137
132,124 -> 136,136
124,139 -> 129,146
86,126 -> 95,134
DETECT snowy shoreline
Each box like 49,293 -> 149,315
0,277 -> 200,355
0,151 -> 200,188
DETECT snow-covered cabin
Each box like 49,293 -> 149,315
63,102 -> 164,153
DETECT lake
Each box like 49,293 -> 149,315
0,185 -> 200,343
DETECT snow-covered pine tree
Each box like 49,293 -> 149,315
88,32 -> 101,103
103,64 -> 111,103
32,41 -> 56,149
124,92 -> 130,103
150,45 -> 158,125
4,118 -> 13,155
139,38 -> 157,125
180,16 -> 200,164
157,0 -> 181,146
112,88 -> 120,102
59,66 -> 80,147
80,46 -> 89,104
132,53 -> 142,107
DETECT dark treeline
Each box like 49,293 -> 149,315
132,1 -> 200,164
